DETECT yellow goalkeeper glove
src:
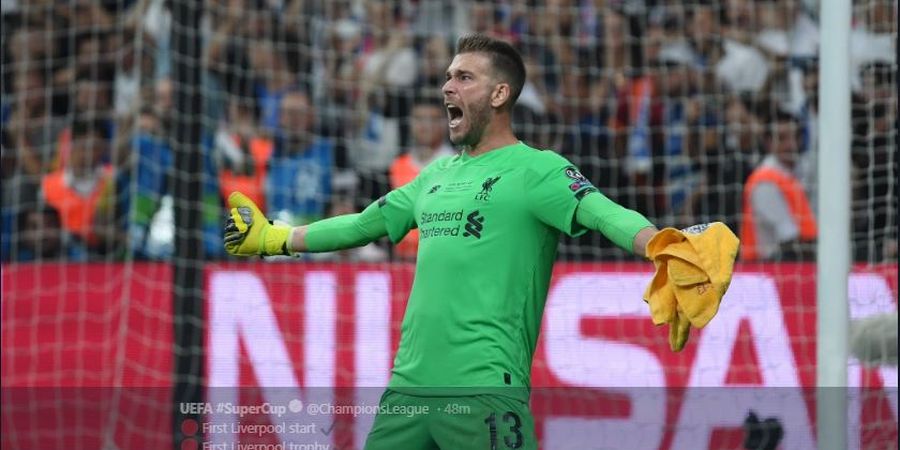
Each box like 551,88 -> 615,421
223,192 -> 292,257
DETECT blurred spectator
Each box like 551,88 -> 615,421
388,97 -> 455,259
0,129 -> 12,261
551,68 -> 616,193
462,0 -> 514,41
0,0 -> 894,264
250,31 -> 305,134
124,80 -> 174,260
53,31 -> 114,94
611,52 -> 667,217
716,0 -> 771,95
40,117 -> 121,257
754,0 -> 793,57
851,62 -> 897,262
685,2 -> 722,69
410,0 -> 463,38
723,95 -> 765,160
213,94 -> 272,210
71,66 -> 115,126
112,27 -> 157,117
752,0 -> 795,106
790,59 -> 819,213
266,91 -> 335,226
522,0 -> 595,105
415,35 -> 452,91
688,94 -> 759,230
647,0 -> 688,41
54,66 -> 116,171
651,51 -> 705,225
389,98 -> 454,188
14,206 -> 87,262
740,111 -> 816,261
316,17 -> 362,138
548,67 -> 627,260
7,13 -> 61,78
354,0 -> 417,205
849,0 -> 896,90
2,69 -> 66,204
204,0 -> 262,123
511,54 -> 552,149
56,1 -> 113,32
309,18 -> 361,198
129,0 -> 172,78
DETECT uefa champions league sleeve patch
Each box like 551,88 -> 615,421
564,166 -> 594,194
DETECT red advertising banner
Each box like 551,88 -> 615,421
1,263 -> 174,450
2,262 -> 897,450
203,262 -> 898,450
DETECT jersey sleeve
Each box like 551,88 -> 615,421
377,175 -> 422,243
526,152 -> 598,237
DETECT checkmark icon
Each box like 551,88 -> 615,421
321,420 -> 337,436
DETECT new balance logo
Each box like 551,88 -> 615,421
462,210 -> 484,239
427,185 -> 441,194
475,176 -> 501,201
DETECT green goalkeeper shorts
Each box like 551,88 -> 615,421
363,389 -> 537,450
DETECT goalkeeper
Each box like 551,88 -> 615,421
225,34 -> 703,450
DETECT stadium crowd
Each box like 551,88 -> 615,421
1,0 -> 896,262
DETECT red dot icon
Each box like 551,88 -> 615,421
181,419 -> 199,436
181,438 -> 198,450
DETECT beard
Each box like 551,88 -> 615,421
451,97 -> 493,148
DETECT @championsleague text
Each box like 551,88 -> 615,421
306,403 -> 430,418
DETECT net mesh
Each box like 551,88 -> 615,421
0,1 -> 896,449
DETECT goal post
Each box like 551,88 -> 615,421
816,1 -> 852,449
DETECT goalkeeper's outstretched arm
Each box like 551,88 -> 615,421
223,191 -> 387,257
574,192 -> 658,258
290,202 -> 388,253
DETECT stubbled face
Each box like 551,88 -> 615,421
769,121 -> 799,166
69,131 -> 108,178
280,92 -> 314,136
442,52 -> 496,147
725,97 -> 758,150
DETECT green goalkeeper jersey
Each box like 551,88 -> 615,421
379,142 -> 600,401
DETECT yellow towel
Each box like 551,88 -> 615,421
643,222 -> 740,351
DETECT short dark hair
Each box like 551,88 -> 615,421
18,206 -> 61,233
455,34 -> 526,109
75,64 -> 115,84
71,117 -> 108,140
765,110 -> 799,139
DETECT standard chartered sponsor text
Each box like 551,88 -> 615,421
307,402 -> 429,418
419,209 -> 463,225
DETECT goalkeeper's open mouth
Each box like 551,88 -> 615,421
446,103 -> 464,129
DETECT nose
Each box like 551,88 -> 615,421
442,78 -> 455,97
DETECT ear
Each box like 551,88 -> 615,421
490,83 -> 511,109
